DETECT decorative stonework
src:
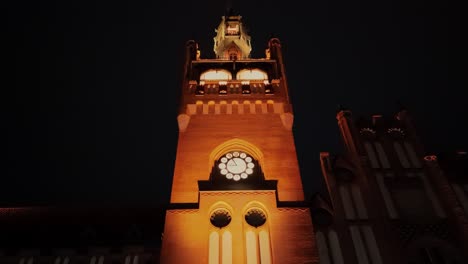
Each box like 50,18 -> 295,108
277,207 -> 310,213
185,101 -> 285,115
359,127 -> 376,139
245,208 -> 267,227
424,155 -> 438,162
200,191 -> 275,197
177,114 -> 190,132
166,209 -> 199,214
210,209 -> 232,228
387,127 -> 405,139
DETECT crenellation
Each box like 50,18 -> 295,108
184,100 -> 285,115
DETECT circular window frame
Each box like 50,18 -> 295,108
210,208 -> 232,228
245,208 -> 267,228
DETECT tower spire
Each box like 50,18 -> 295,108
213,8 -> 252,59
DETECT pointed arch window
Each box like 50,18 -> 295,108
393,141 -> 411,168
90,256 -> 104,264
349,225 -> 383,264
18,257 -> 34,264
124,255 -> 139,264
404,141 -> 422,168
244,208 -> 271,264
452,183 -> 468,214
328,230 -> 345,264
363,142 -> 380,168
209,208 -> 232,264
374,142 -> 390,168
54,257 -> 69,264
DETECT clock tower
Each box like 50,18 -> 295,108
160,10 -> 318,264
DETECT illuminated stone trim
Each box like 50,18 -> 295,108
277,207 -> 310,213
245,208 -> 267,227
200,190 -> 275,197
387,127 -> 405,139
360,127 -> 376,139
209,138 -> 264,167
166,209 -> 199,214
424,155 -> 438,162
185,101 -> 285,115
210,208 -> 232,228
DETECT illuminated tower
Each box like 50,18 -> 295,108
160,11 -> 318,264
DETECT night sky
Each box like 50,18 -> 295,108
5,1 -> 466,207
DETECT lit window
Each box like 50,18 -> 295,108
236,69 -> 268,81
90,256 -> 104,264
54,257 -> 69,264
18,257 -> 34,264
209,209 -> 232,264
200,69 -> 232,81
124,255 -> 139,264
244,208 -> 271,264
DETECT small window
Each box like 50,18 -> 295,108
219,82 -> 227,94
245,208 -> 266,227
242,84 -> 251,94
264,83 -> 273,94
125,255 -> 139,264
196,84 -> 205,95
210,208 -> 232,228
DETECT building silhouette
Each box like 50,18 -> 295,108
2,11 -> 468,264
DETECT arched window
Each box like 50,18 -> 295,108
200,69 -> 232,81
404,141 -> 422,168
375,172 -> 399,219
209,208 -> 232,264
328,230 -> 345,264
394,141 -> 411,168
90,256 -> 104,264
363,142 -> 380,168
124,255 -> 139,264
374,142 -> 390,168
236,69 -> 268,81
244,207 -> 271,264
54,257 -> 69,264
18,257 -> 34,264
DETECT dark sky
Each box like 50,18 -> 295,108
5,1 -> 466,207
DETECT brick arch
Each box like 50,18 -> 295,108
208,201 -> 234,218
242,201 -> 270,219
209,138 -> 264,168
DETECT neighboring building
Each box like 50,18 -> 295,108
0,206 -> 165,264
2,10 -> 468,264
311,108 -> 468,264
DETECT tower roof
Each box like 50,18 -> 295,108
213,11 -> 252,59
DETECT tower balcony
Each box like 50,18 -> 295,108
188,79 -> 278,97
